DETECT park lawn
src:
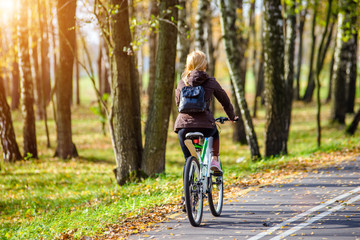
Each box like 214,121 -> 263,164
1,77 -> 360,239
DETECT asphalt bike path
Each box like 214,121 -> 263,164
129,156 -> 360,240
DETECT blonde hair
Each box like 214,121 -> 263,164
181,50 -> 207,86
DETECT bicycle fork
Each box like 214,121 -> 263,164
201,137 -> 213,195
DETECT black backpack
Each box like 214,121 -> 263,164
178,85 -> 207,113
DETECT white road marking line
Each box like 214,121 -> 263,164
271,194 -> 360,240
248,186 -> 360,240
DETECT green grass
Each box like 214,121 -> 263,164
1,75 -> 360,239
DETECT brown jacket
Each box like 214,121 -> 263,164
174,70 -> 236,132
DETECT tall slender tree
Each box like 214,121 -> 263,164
294,2 -> 308,101
195,0 -> 208,51
249,0 -> 256,82
195,0 -> 217,114
346,32 -> 357,114
315,0 -> 333,147
177,0 -> 190,74
302,1 -> 318,102
253,6 -> 265,118
231,0 -> 248,145
142,0 -> 179,176
146,0 -> 159,117
37,0 -> 51,148
330,0 -> 356,124
11,5 -> 20,110
18,0 -> 38,159
110,0 -> 143,185
205,3 -> 215,81
284,0 -> 297,150
0,43 -> 22,163
31,13 -> 44,120
55,0 -> 78,158
74,26 -> 80,106
39,0 -> 51,105
219,0 -> 261,160
327,24 -> 337,103
263,0 -> 287,157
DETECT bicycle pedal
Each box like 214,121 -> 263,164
213,171 -> 223,176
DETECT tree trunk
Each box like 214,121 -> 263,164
284,0 -> 296,151
98,36 -> 103,95
18,0 -> 38,159
176,0 -> 190,128
205,3 -> 216,85
11,13 -> 20,110
302,3 -> 317,103
0,48 -> 22,163
315,0 -> 333,147
32,30 -> 45,121
250,0 -> 256,83
50,0 -> 57,119
177,0 -> 190,74
196,0 -> 216,114
98,37 -> 111,97
346,108 -> 360,135
294,4 -> 307,101
110,0 -> 142,185
219,0 -> 261,160
253,6 -> 264,118
37,0 -> 51,148
11,53 -> 21,111
146,0 -> 159,117
195,0 -> 208,51
75,27 -> 80,106
326,42 -> 336,103
38,0 -> 51,106
346,33 -> 357,114
142,0 -> 178,176
231,0 -> 248,143
231,81 -> 247,144
55,0 -> 78,158
330,1 -> 354,125
263,0 -> 287,157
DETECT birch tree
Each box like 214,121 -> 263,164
219,0 -> 261,160
177,0 -> 190,74
330,0 -> 357,124
18,0 -> 38,159
0,41 -> 22,163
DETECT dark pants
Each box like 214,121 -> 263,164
178,127 -> 219,161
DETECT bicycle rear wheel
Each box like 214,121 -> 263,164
208,173 -> 223,216
184,156 -> 203,227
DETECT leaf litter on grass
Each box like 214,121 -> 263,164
63,146 -> 360,240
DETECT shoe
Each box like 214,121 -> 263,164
210,159 -> 222,173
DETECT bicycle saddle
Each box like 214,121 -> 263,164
185,132 -> 204,139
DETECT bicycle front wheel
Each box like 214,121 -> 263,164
208,173 -> 223,216
184,156 -> 203,227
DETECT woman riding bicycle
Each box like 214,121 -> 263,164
174,50 -> 238,173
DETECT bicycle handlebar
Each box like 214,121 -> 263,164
215,117 -> 238,124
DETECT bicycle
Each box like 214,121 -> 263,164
183,117 -> 233,227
